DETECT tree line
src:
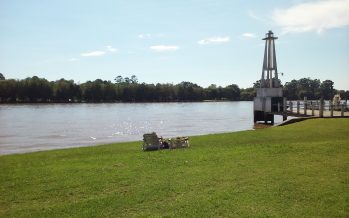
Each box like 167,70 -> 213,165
282,78 -> 349,100
0,73 -> 348,103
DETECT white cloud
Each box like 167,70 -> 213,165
242,33 -> 256,38
138,33 -> 152,39
80,51 -> 106,57
273,0 -> 349,34
198,36 -> 230,45
106,45 -> 117,52
150,45 -> 179,52
79,45 -> 117,58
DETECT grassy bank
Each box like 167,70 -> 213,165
1,118 -> 348,217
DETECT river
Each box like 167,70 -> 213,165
0,102 -> 285,155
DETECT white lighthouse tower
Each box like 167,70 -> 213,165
254,31 -> 286,124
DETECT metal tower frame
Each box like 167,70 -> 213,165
261,30 -> 279,88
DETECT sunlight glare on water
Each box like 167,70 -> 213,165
0,102 -> 283,154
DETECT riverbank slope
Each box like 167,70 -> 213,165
1,118 -> 348,217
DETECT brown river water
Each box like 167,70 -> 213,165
0,102 -> 285,155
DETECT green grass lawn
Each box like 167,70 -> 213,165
1,118 -> 348,217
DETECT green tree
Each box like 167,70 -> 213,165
114,75 -> 123,84
309,79 -> 321,99
253,80 -> 261,88
130,75 -> 138,84
240,88 -> 255,101
81,80 -> 105,102
205,84 -> 218,100
0,73 -> 5,80
0,79 -> 17,102
320,80 -> 334,100
176,82 -> 203,101
283,80 -> 298,100
53,79 -> 80,102
124,77 -> 130,84
103,81 -> 117,101
344,91 -> 349,100
18,76 -> 52,102
156,83 -> 175,102
223,84 -> 240,100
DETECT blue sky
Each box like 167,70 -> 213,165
0,0 -> 348,89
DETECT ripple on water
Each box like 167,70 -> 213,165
0,102 -> 266,154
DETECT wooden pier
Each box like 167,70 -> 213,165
282,98 -> 349,118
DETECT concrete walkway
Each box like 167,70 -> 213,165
287,109 -> 349,117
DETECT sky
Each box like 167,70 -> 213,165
0,0 -> 348,90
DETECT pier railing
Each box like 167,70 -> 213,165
286,98 -> 349,117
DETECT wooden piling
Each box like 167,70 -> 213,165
311,101 -> 315,116
341,104 -> 344,117
283,97 -> 287,121
304,97 -> 307,115
319,98 -> 324,118
297,100 -> 300,114
330,101 -> 334,117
